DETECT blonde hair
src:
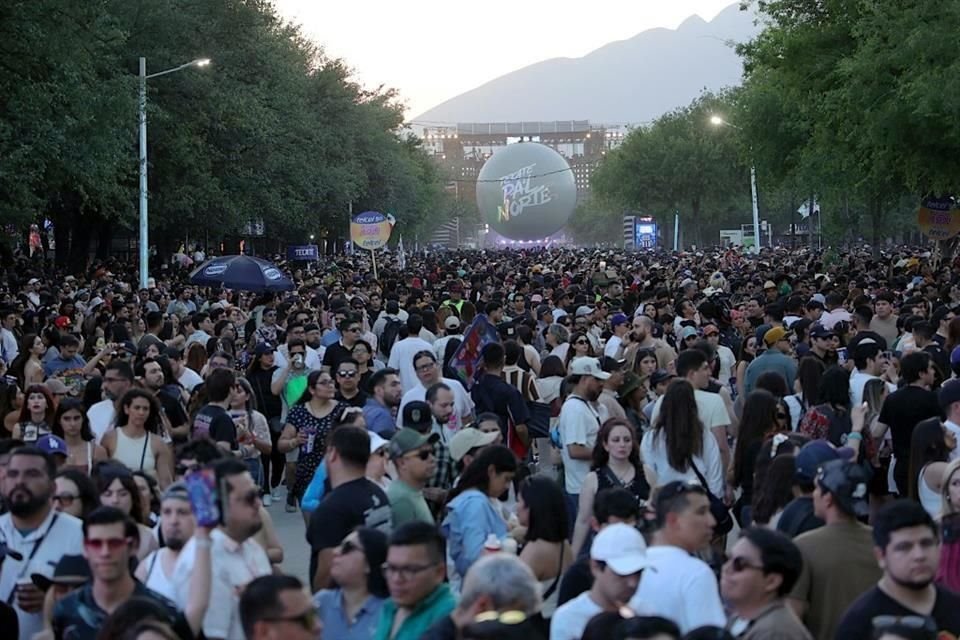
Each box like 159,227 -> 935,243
940,458 -> 960,519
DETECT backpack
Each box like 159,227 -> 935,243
379,317 -> 403,359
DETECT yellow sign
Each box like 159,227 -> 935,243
350,211 -> 393,250
918,197 -> 960,240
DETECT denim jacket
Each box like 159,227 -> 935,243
441,488 -> 508,577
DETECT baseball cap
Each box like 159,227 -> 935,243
54,315 -> 72,329
679,278 -> 696,289
27,278 -> 40,285
530,294 -> 543,304
444,316 -> 461,330
388,428 -> 439,459
369,432 -> 389,455
610,313 -> 629,328
31,555 -> 90,592
795,440 -> 854,482
589,523 -> 650,575
763,326 -> 790,347
118,341 -> 138,356
44,378 -> 69,396
575,305 -> 595,318
680,326 -> 699,340
600,356 -> 626,373
449,429 -> 499,462
809,323 -> 834,339
702,323 -> 719,337
650,369 -> 675,387
401,401 -> 433,431
254,342 -> 275,356
940,379 -> 960,410
36,434 -> 68,458
816,459 -> 870,517
763,280 -> 777,290
568,357 -> 610,380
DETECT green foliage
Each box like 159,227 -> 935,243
590,90 -> 751,246
0,0 -> 446,260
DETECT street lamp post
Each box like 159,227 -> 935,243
710,115 -> 761,254
138,57 -> 210,289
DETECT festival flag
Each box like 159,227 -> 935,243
397,235 -> 406,270
448,314 -> 499,390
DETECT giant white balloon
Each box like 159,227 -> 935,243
476,142 -> 577,240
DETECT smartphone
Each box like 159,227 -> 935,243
184,468 -> 220,528
837,347 -> 848,365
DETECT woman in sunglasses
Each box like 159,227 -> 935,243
564,331 -> 595,371
314,527 -> 388,640
53,468 -> 100,519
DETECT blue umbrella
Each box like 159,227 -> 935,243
188,255 -> 295,292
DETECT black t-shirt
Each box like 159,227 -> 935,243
322,342 -> 353,371
776,496 -> 824,538
336,389 -> 369,409
192,403 -> 237,448
471,373 -> 530,439
834,585 -> 960,640
157,386 -> 189,440
306,477 -> 391,581
878,386 -> 941,477
53,582 -> 191,640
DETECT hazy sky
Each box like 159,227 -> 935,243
274,0 -> 736,120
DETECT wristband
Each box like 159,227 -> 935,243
847,432 -> 863,440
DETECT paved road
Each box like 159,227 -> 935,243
265,488 -> 311,584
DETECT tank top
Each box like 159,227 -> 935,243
142,549 -> 177,600
596,464 -> 651,506
112,429 -> 157,478
919,464 -> 942,518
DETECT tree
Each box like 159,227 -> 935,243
591,90 -> 751,247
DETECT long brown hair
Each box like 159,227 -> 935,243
591,418 -> 641,471
652,380 -> 704,471
18,384 -> 55,426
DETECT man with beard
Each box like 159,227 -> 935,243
172,459 -> 270,640
835,500 -> 960,639
397,351 -> 474,440
363,368 -> 403,438
52,507 -> 209,640
138,357 -> 190,442
0,447 -> 84,640
134,483 -> 196,601
557,357 -> 610,534
85,361 -> 133,442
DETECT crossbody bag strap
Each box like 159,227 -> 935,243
542,542 -> 565,601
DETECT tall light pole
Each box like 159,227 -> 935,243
710,115 -> 761,254
139,57 -> 210,289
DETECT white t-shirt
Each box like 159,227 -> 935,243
849,369 -> 896,406
557,395 -> 608,494
603,335 -> 623,358
640,420 -> 724,496
397,377 -> 474,440
273,344 -> 324,371
628,545 -> 726,634
716,344 -> 736,387
550,592 -> 603,640
387,336 -> 434,393
177,366 -> 204,393
172,529 -> 271,640
0,509 -> 84,640
87,398 -> 116,443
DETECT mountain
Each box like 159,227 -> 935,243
414,3 -> 759,125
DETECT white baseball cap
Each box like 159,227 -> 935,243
369,432 -> 389,454
568,357 -> 610,380
590,523 -> 650,575
449,428 -> 499,462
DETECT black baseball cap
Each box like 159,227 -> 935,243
815,459 -> 869,517
401,401 -> 433,432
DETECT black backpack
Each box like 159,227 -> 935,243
379,317 -> 403,359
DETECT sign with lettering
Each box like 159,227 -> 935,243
918,197 -> 960,239
286,245 -> 319,261
350,211 -> 393,250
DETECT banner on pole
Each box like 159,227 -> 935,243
448,314 -> 500,390
918,197 -> 960,240
286,245 -> 319,261
350,211 -> 393,250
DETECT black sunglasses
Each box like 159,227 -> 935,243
406,449 -> 434,461
337,370 -> 357,378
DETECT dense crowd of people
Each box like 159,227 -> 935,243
1,244 -> 960,640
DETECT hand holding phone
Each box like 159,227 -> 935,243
184,468 -> 221,528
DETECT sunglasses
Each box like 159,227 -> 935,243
871,615 -> 936,633
263,608 -> 318,631
574,339 -> 589,346
381,562 -> 437,580
83,537 -> 131,551
337,370 -> 357,378
727,556 -> 764,573
53,493 -> 78,506
406,449 -> 434,461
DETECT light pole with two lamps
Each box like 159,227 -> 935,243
709,115 -> 761,253
139,57 -> 211,289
